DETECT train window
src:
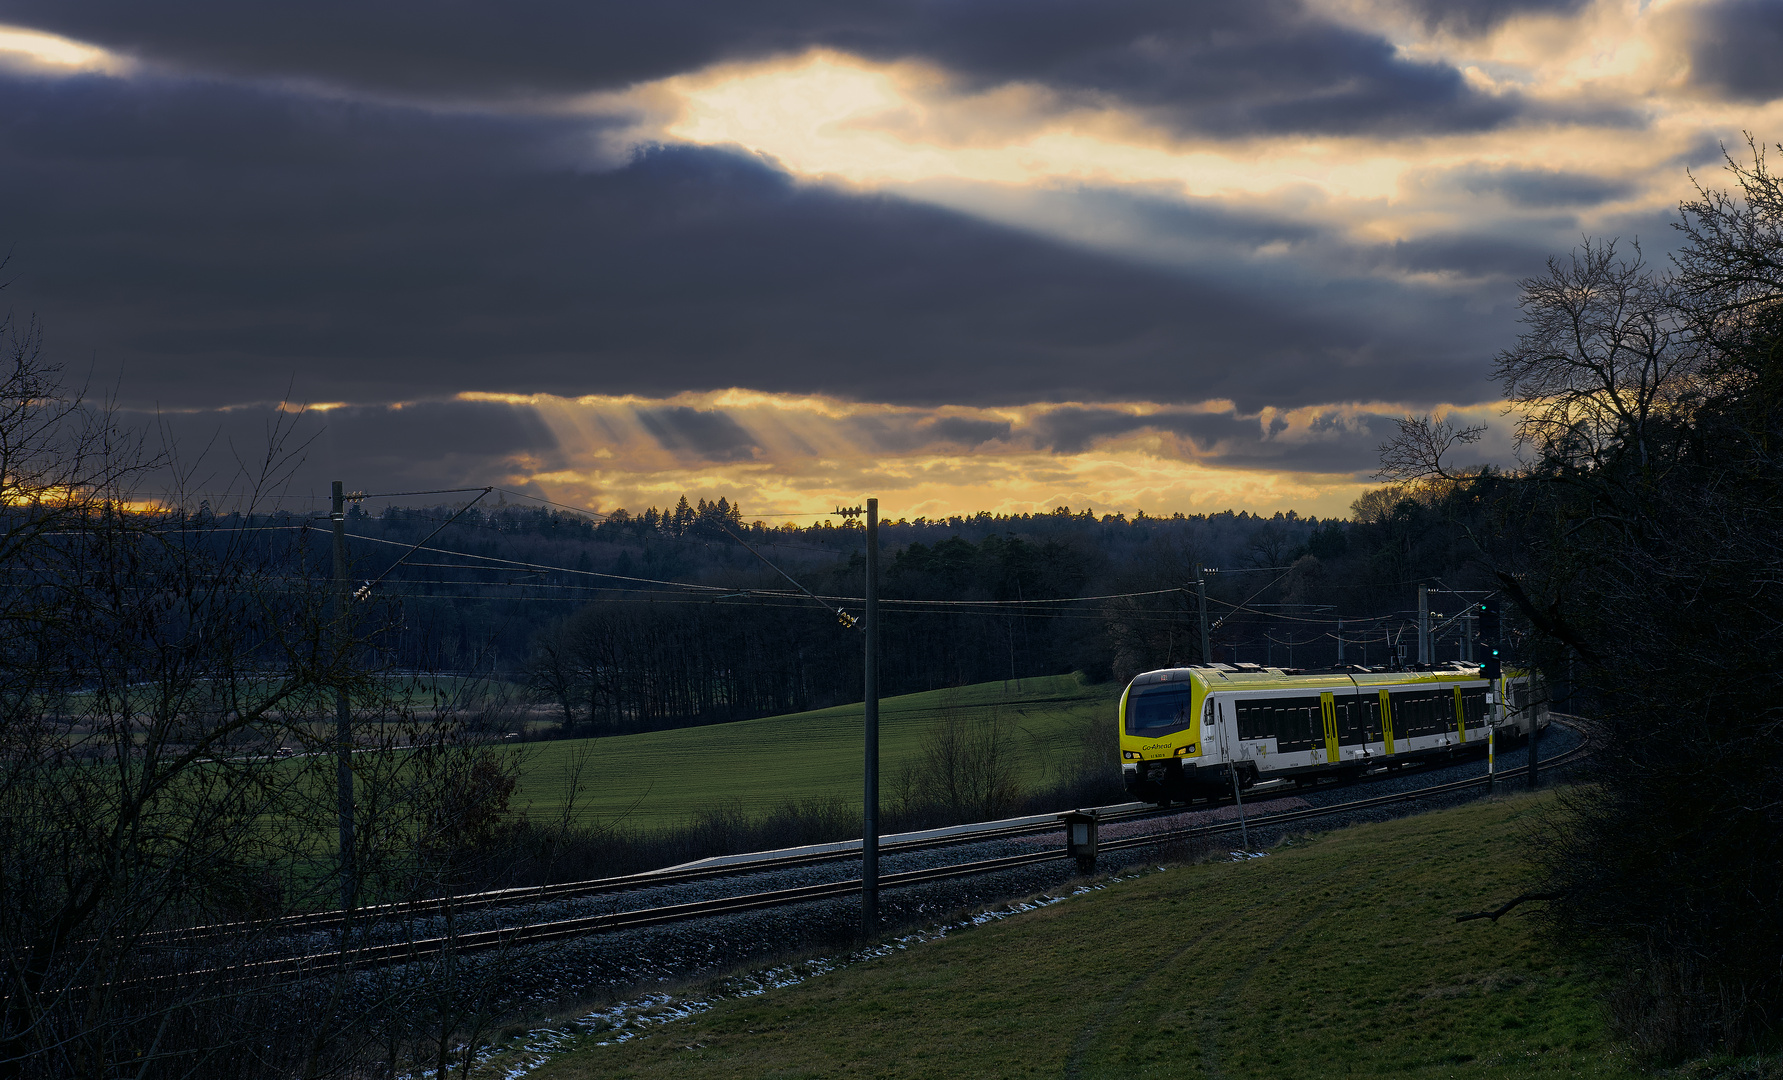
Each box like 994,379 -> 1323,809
1235,700 -> 1259,739
1390,689 -> 1459,736
1235,699 -> 1271,741
1418,692 -> 1440,734
1232,695 -> 1326,747
1127,684 -> 1196,735
1390,690 -> 1447,736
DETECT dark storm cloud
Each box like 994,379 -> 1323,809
1379,232 -> 1559,278
321,400 -> 560,463
1686,0 -> 1783,102
1019,406 -> 1400,473
852,415 -> 1012,449
1398,0 -> 1589,36
1,0 -> 1521,137
855,414 -> 1014,452
921,417 -> 1011,447
134,399 -> 561,501
1027,407 -> 1262,455
1667,133 -> 1734,170
0,70 -> 1506,416
875,0 -> 1522,137
1452,166 -> 1635,208
1076,186 -> 1321,247
635,406 -> 760,461
868,404 -> 1428,473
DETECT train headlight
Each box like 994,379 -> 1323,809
1174,744 -> 1196,757
1122,750 -> 1141,760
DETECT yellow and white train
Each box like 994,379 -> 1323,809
1119,662 -> 1548,804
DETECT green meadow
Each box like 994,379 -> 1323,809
535,790 -> 1630,1079
510,674 -> 1121,831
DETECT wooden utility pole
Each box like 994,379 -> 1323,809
331,481 -> 356,915
861,498 -> 879,937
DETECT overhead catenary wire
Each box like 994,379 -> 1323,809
341,532 -> 731,595
15,515 -> 1465,639
363,590 -> 1204,623
487,487 -> 608,520
1203,597 -> 1402,626
351,488 -> 493,601
126,513 -> 1463,632
19,522 -> 1199,612
717,523 -> 859,628
360,487 -> 496,500
356,536 -> 1195,609
1208,567 -> 1296,631
343,521 -> 1193,611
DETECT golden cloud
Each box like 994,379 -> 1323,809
461,390 -> 1510,522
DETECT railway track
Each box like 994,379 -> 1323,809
153,803 -> 1177,947
167,719 -> 1587,985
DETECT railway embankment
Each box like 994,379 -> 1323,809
291,722 -> 1583,1018
459,763 -> 1633,1078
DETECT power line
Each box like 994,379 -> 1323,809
352,489 -> 493,601
717,523 -> 858,628
488,488 -> 608,520
1204,597 -> 1401,626
364,590 -> 1191,622
343,532 -> 730,594
361,487 -> 495,499
350,529 -> 1192,610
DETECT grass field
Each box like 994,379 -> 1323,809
510,675 -> 1120,831
533,791 -> 1634,1079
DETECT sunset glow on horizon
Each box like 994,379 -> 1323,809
2,0 -> 1778,517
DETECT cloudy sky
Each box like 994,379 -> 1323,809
1,0 -> 1779,520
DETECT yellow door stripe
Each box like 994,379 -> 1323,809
1379,688 -> 1395,755
1319,692 -> 1339,763
1453,685 -> 1467,743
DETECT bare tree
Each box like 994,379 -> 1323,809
0,320 -> 535,1078
0,364 -> 341,1078
917,695 -> 1023,822
1674,133 -> 1783,331
1374,414 -> 1485,483
523,619 -> 582,730
1493,239 -> 1701,471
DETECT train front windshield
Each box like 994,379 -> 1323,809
1126,684 -> 1195,736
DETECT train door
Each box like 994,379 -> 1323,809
1203,696 -> 1225,764
1318,692 -> 1339,763
1336,692 -> 1363,746
1452,686 -> 1468,744
1378,688 -> 1396,755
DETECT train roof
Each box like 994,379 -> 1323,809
1127,662 -> 1488,694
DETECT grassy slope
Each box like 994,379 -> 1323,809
535,791 -> 1632,1079
512,675 -> 1120,831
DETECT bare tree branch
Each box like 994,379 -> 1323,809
1494,238 -> 1702,472
1374,413 -> 1486,483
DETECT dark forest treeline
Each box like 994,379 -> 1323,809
274,483 -> 1507,734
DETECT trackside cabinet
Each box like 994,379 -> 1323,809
1061,810 -> 1100,874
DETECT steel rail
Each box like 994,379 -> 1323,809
154,720 -> 1587,986
150,720 -> 1580,947
142,804 -> 1178,948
